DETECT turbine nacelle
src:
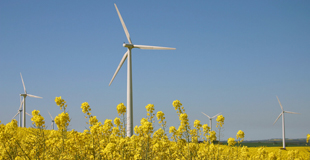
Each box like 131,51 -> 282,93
123,43 -> 134,48
20,93 -> 27,97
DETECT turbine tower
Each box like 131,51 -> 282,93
109,4 -> 175,137
201,112 -> 221,132
48,111 -> 55,130
20,73 -> 42,127
273,96 -> 300,149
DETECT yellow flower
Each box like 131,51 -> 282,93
169,126 -> 176,134
194,120 -> 202,129
216,115 -> 225,127
209,130 -> 217,142
236,130 -> 245,143
116,103 -> 126,116
145,104 -> 154,113
179,113 -> 188,123
89,116 -> 98,125
172,100 -> 182,110
268,152 -> 277,160
55,96 -> 67,110
156,111 -> 165,122
81,102 -> 90,114
227,137 -> 236,146
202,124 -> 210,134
114,117 -> 121,126
55,96 -> 62,106
31,110 -> 45,128
55,112 -> 70,130
236,130 -> 244,139
307,134 -> 310,143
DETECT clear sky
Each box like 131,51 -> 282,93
1,1 -> 309,141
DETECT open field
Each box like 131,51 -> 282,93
1,97 -> 309,159
220,139 -> 309,147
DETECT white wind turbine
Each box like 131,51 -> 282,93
273,96 -> 300,149
12,97 -> 24,127
201,112 -> 221,132
109,4 -> 175,137
48,111 -> 55,130
20,73 -> 42,127
12,97 -> 33,127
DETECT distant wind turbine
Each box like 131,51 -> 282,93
12,97 -> 33,127
201,112 -> 221,132
273,96 -> 300,149
12,97 -> 24,127
20,73 -> 42,127
109,4 -> 175,137
48,111 -> 55,130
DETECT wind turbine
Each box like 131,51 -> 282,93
12,97 -> 24,127
201,112 -> 221,132
273,96 -> 300,149
48,111 -> 55,130
20,73 -> 42,127
109,4 -> 175,137
12,97 -> 33,127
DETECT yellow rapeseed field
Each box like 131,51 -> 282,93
0,97 -> 309,159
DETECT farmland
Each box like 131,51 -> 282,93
1,97 -> 309,159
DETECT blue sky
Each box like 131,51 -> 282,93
1,1 -> 309,141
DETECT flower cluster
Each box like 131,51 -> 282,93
194,119 -> 202,130
236,130 -> 245,143
89,116 -> 98,126
81,102 -> 91,116
116,103 -> 126,116
156,111 -> 166,129
31,110 -> 45,128
54,112 -> 70,130
114,117 -> 121,127
227,137 -> 236,146
145,104 -> 155,124
307,134 -> 310,143
172,100 -> 185,115
116,103 -> 127,137
55,96 -> 67,110
209,130 -> 217,142
216,115 -> 225,128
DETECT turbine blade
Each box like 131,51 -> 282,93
20,73 -> 27,94
109,51 -> 129,86
12,112 -> 19,119
26,112 -> 32,117
273,113 -> 282,125
276,96 -> 284,111
19,99 -> 24,110
201,112 -> 210,119
27,94 -> 43,99
285,111 -> 301,114
114,3 -> 132,44
211,112 -> 222,119
48,111 -> 54,120
133,44 -> 176,50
